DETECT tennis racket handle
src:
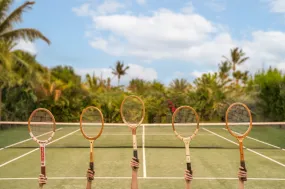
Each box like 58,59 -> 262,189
240,160 -> 247,181
187,163 -> 193,175
41,166 -> 46,176
133,150 -> 139,162
89,162 -> 94,171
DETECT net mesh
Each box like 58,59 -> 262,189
0,122 -> 285,149
173,107 -> 198,138
29,110 -> 54,141
81,107 -> 103,139
227,104 -> 251,136
121,96 -> 144,125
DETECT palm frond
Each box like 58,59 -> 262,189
0,1 -> 35,34
0,0 -> 13,21
0,28 -> 50,44
238,57 -> 249,64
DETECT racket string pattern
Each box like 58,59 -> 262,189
226,103 -> 253,182
29,111 -> 54,142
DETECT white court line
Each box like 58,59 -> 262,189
0,128 -> 63,151
0,177 -> 284,181
222,128 -> 285,151
203,128 -> 285,168
0,129 -> 80,168
142,125 -> 147,178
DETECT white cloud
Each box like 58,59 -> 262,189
73,2 -> 285,75
136,0 -> 146,5
89,9 -> 221,64
97,0 -> 125,15
269,0 -> 285,13
190,70 -> 215,78
76,63 -> 157,85
13,40 -> 37,54
205,0 -> 226,12
72,0 -> 124,16
239,31 -> 285,71
72,3 -> 91,16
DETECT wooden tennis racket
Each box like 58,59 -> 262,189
80,106 -> 104,182
172,106 -> 199,175
226,102 -> 253,181
120,95 -> 145,163
28,108 -> 56,188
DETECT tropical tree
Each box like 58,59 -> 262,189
223,47 -> 249,72
0,0 -> 50,44
169,78 -> 190,93
0,0 -> 50,121
218,61 -> 232,88
111,61 -> 129,86
193,73 -> 226,121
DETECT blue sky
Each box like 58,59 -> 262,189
13,0 -> 285,85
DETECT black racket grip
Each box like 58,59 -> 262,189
88,162 -> 94,182
187,163 -> 193,175
89,162 -> 94,171
240,160 -> 247,181
133,150 -> 139,162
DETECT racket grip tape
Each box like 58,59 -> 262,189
133,150 -> 139,162
89,162 -> 94,171
240,160 -> 247,181
41,166 -> 46,176
187,163 -> 193,175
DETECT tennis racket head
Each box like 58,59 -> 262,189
172,106 -> 200,140
80,106 -> 104,141
225,102 -> 253,138
28,108 -> 56,143
120,95 -> 145,128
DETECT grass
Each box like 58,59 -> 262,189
0,123 -> 284,188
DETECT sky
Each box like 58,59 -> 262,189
12,0 -> 285,85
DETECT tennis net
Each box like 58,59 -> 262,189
0,121 -> 284,149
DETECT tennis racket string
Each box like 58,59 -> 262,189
122,99 -> 144,125
81,108 -> 103,138
227,104 -> 250,136
174,108 -> 197,138
30,110 -> 54,140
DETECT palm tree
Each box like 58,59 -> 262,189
233,71 -> 243,86
170,78 -> 190,93
0,0 -> 50,44
223,47 -> 249,72
0,0 -> 50,121
218,61 -> 232,88
111,61 -> 129,86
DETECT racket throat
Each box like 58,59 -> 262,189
184,138 -> 191,163
238,140 -> 245,161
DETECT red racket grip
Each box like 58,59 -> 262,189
187,163 -> 193,175
240,160 -> 247,181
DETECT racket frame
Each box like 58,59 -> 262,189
120,95 -> 145,161
172,106 -> 200,175
28,108 -> 56,188
225,102 -> 253,181
80,106 -> 104,181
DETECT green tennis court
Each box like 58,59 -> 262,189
0,122 -> 284,189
